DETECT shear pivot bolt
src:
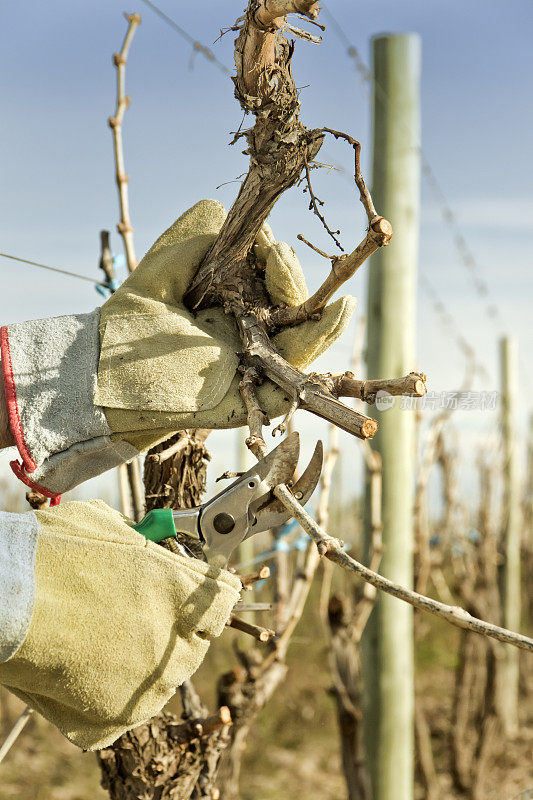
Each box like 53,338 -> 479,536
213,512 -> 235,535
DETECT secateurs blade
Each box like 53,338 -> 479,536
133,432 -> 323,568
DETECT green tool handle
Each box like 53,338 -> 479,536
133,509 -> 177,543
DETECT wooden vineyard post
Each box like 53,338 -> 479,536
499,335 -> 521,737
362,33 -> 421,800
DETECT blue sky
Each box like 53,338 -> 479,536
1,0 -> 532,508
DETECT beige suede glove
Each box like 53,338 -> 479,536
0,500 -> 241,750
96,199 -> 356,453
2,199 -> 355,496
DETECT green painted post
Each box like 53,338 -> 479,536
499,336 -> 521,737
363,33 -> 421,800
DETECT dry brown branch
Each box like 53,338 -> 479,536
442,451 -> 505,799
216,654 -> 288,796
271,485 -> 533,652
327,596 -> 372,800
98,707 -> 231,799
239,565 -> 271,590
238,315 -> 379,440
238,366 -> 269,455
25,491 -> 48,510
99,230 -> 115,284
167,707 -> 232,743
324,439 -> 382,800
272,525 -> 292,630
275,423 -> 340,655
215,470 -> 243,481
97,227 -> 145,520
268,125 -> 391,328
211,418 -> 343,793
268,216 -> 391,328
106,16 -> 147,516
109,12 -> 140,272
302,162 -> 343,250
253,0 -> 320,29
125,458 -> 144,522
328,370 -> 427,403
227,615 -> 275,642
143,430 -> 211,514
178,2 -> 411,446
413,415 -> 448,595
296,232 -> 336,259
147,435 -> 188,463
147,430 -> 211,464
415,704 -> 440,800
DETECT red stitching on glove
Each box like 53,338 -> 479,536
0,326 -> 37,472
9,459 -> 60,500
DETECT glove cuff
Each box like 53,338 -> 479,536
0,510 -> 38,662
1,311 -> 138,495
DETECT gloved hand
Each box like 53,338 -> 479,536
0,500 -> 241,750
1,200 -> 355,496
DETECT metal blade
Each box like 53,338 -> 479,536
232,430 -> 301,491
198,432 -> 301,567
246,440 -> 323,534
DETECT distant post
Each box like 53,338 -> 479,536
499,335 -> 521,737
363,33 -> 421,800
525,412 -> 533,547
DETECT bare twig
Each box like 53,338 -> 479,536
268,215 -> 392,328
97,226 -> 144,520
273,486 -> 533,652
178,1 -> 415,450
324,435 -> 381,800
303,162 -> 343,251
321,127 -> 377,222
284,22 -> 322,44
327,370 -> 427,403
274,540 -> 320,661
109,12 -> 140,273
271,396 -> 299,437
0,706 -> 33,764
25,491 -> 48,510
237,314 -> 378,440
99,230 -> 115,284
167,707 -> 232,743
415,704 -> 440,800
146,435 -> 189,463
239,565 -> 271,590
252,0 -> 320,29
146,430 -> 210,463
126,458 -> 144,522
297,233 -> 336,260
216,470 -> 244,482
296,13 -> 325,30
227,615 -> 275,642
106,15 -> 146,521
238,366 -> 269,456
267,125 -> 392,328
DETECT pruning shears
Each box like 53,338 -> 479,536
134,432 -> 323,568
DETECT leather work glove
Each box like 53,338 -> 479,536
1,199 -> 355,497
0,500 -> 241,750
